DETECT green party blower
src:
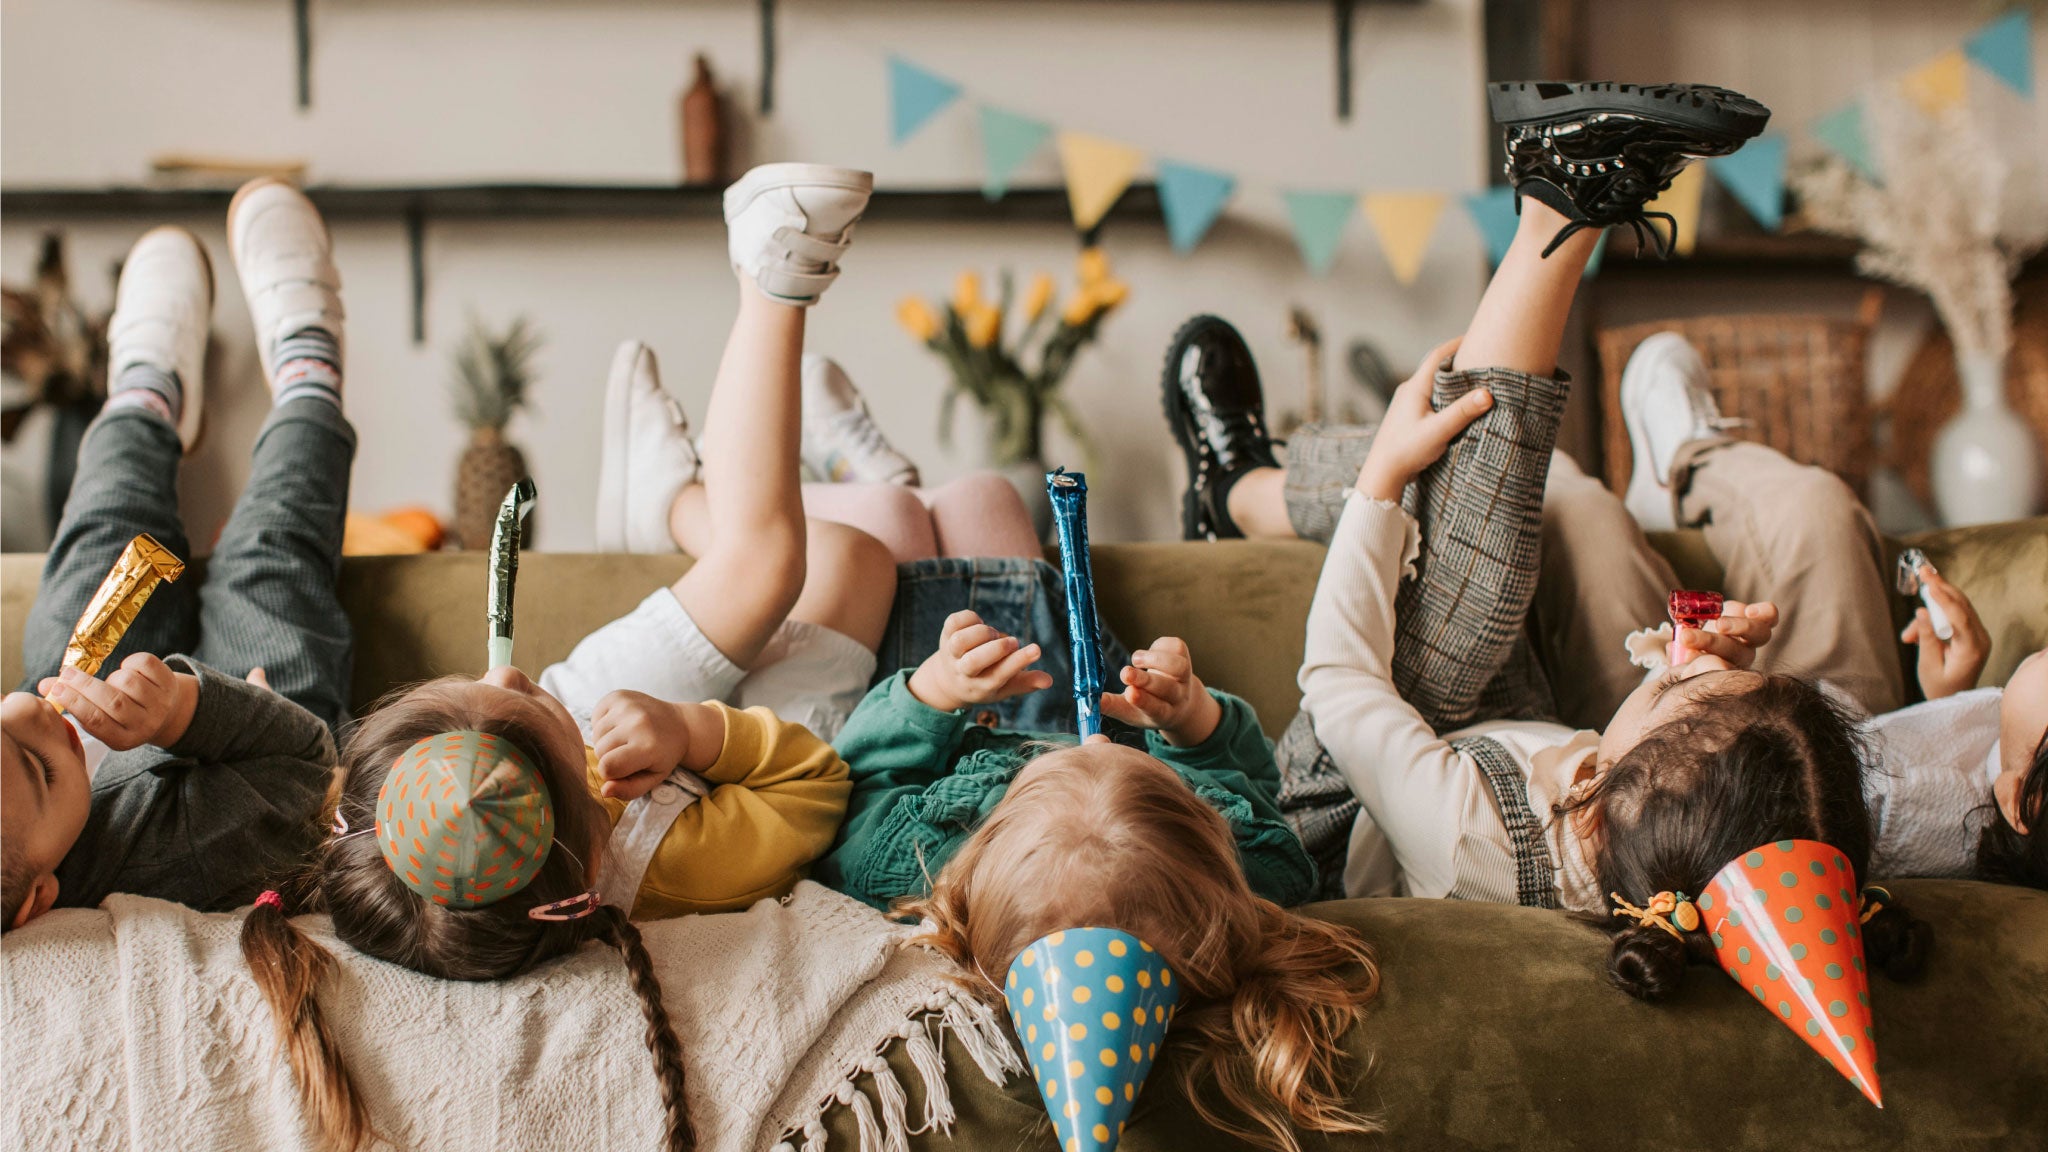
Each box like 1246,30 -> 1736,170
487,478 -> 538,670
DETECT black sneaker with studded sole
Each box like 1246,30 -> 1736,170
1489,81 -> 1770,258
1160,314 -> 1279,541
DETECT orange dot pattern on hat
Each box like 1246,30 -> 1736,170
375,729 -> 555,909
1702,839 -> 1881,1107
1005,927 -> 1178,1152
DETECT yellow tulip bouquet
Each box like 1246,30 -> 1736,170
897,247 -> 1130,467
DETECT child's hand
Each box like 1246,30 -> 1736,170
1672,601 -> 1778,669
38,653 -> 199,751
590,691 -> 714,802
1901,568 -> 1989,700
1354,336 -> 1494,502
1100,637 -> 1224,747
907,610 -> 1054,714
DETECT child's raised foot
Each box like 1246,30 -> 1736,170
801,355 -> 919,484
723,163 -> 874,306
105,227 -> 214,449
1489,81 -> 1770,258
1620,332 -> 1736,531
228,179 -> 345,405
595,340 -> 700,553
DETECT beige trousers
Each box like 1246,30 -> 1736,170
1534,440 -> 1902,729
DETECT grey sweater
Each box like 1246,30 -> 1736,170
53,657 -> 336,913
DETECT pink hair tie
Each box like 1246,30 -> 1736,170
254,890 -> 284,912
528,890 -> 602,922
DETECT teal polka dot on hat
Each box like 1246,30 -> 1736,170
1746,851 -> 1765,868
1826,963 -> 1843,980
1785,906 -> 1804,924
1829,1000 -> 1849,1019
1808,860 -> 1827,877
1790,943 -> 1808,960
1780,871 -> 1798,888
1738,947 -> 1752,965
1776,840 -> 1795,852
1698,891 -> 1715,911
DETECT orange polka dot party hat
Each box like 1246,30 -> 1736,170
1005,927 -> 1178,1152
375,729 -> 556,908
1700,839 -> 1882,1106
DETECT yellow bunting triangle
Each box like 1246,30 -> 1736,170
1644,164 -> 1706,256
1056,133 -> 1147,232
1360,192 -> 1448,285
1901,48 -> 1968,115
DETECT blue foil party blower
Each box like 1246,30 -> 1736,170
1047,469 -> 1104,737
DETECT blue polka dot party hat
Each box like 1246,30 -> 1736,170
1005,927 -> 1179,1152
1701,839 -> 1881,1106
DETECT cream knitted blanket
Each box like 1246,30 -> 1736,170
1,882 -> 1024,1152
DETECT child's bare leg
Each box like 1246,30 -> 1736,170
786,520 -> 897,652
921,473 -> 1042,558
1451,199 -> 1599,375
1224,467 -> 1293,540
790,482 -> 938,564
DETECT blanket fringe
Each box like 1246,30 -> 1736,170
901,1025 -> 952,1134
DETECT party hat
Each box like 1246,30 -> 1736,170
1700,839 -> 1881,1106
376,729 -> 556,907
1006,927 -> 1179,1152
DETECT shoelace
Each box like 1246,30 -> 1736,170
1540,209 -> 1678,260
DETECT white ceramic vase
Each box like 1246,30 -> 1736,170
1930,350 -> 2043,526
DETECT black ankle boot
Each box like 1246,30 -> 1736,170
1489,81 -> 1770,258
1161,315 -> 1279,541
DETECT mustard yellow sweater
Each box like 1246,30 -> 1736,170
586,701 -> 852,919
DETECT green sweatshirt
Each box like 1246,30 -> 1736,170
817,670 -> 1318,910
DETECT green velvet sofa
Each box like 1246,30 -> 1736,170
3,518 -> 2044,1150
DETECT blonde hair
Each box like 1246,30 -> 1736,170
900,742 -> 1379,1152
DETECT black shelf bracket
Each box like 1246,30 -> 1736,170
294,0 -> 312,109
759,0 -> 776,116
1335,0 -> 1355,121
406,204 -> 426,345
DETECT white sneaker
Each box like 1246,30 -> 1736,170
227,178 -> 344,387
801,355 -> 920,485
1621,331 -> 1734,531
596,341 -> 701,553
108,227 -> 214,451
723,164 -> 873,306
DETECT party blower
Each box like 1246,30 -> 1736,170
46,534 -> 185,713
1895,548 -> 1954,642
487,478 -> 538,670
1689,839 -> 1884,1106
1007,927 -> 1179,1152
1048,469 -> 1104,738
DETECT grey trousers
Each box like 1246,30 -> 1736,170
19,401 -> 358,732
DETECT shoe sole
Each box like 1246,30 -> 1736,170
595,340 -> 647,551
1159,315 -> 1225,541
722,163 -> 875,222
1489,81 -> 1770,141
226,177 -> 334,383
126,225 -> 215,455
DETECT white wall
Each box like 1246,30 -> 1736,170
2,0 -> 1490,548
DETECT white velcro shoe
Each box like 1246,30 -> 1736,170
227,178 -> 344,388
801,355 -> 920,484
108,227 -> 214,451
723,164 -> 873,306
1621,331 -> 1739,531
596,341 -> 701,553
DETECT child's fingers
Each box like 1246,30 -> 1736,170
1131,639 -> 1191,680
597,744 -> 661,783
41,680 -> 122,741
944,623 -> 1005,660
1919,571 -> 1981,633
1422,387 -> 1494,443
55,669 -> 143,729
982,645 -> 1044,691
1120,666 -> 1185,708
956,635 -> 1019,677
245,667 -> 271,690
599,767 -> 667,802
1677,626 -> 1756,669
119,652 -> 176,690
939,610 -> 985,642
1097,692 -> 1158,729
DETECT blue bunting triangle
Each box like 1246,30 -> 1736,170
889,56 -> 963,145
1282,190 -> 1357,275
1155,161 -> 1236,253
1707,135 -> 1788,232
1966,10 -> 2033,96
1462,186 -> 1519,266
980,105 -> 1053,200
1813,102 -> 1880,183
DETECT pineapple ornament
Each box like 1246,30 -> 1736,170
450,316 -> 541,550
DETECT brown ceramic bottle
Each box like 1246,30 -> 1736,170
681,54 -> 726,185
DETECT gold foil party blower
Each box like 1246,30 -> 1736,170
49,534 -> 186,712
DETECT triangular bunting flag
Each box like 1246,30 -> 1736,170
1462,186 -> 1520,266
889,56 -> 963,145
1813,103 -> 1880,183
980,106 -> 1054,200
1057,133 -> 1147,232
1154,160 -> 1236,253
1282,190 -> 1357,275
1643,164 -> 1706,256
1582,230 -> 1611,281
1708,135 -> 1788,232
1965,10 -> 2033,96
1361,192 -> 1448,285
1901,48 -> 1968,115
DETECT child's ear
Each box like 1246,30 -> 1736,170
9,873 -> 60,930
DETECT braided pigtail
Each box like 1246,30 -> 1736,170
239,886 -> 376,1152
595,905 -> 695,1152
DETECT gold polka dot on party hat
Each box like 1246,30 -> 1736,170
1049,931 -> 1066,945
1093,1124 -> 1110,1142
1069,1023 -> 1087,1040
1125,1083 -> 1135,1102
1021,951 -> 1036,967
1137,970 -> 1151,988
1075,950 -> 1094,967
1109,939 -> 1128,957
1064,1100 -> 1079,1119
1140,940 -> 1154,952
1102,1012 -> 1120,1029
1100,1048 -> 1118,1067
1023,988 -> 1035,1006
1043,1043 -> 1055,1060
1096,1087 -> 1114,1105
1027,1024 -> 1037,1042
1106,975 -> 1124,993
1008,971 -> 1017,988
1067,1139 -> 1079,1152
1073,985 -> 1092,1003
1130,1044 -> 1141,1062
1161,968 -> 1172,986
1046,1079 -> 1058,1098
1134,1006 -> 1147,1025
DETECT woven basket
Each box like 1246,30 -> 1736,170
1597,312 -> 1874,498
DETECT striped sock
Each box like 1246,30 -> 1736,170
272,326 -> 343,410
104,362 -> 182,425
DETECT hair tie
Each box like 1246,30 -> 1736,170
1610,890 -> 1698,939
528,890 -> 602,921
1858,885 -> 1891,924
254,890 -> 284,912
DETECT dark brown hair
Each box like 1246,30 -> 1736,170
239,679 -> 693,1151
1976,731 -> 2048,890
1568,674 -> 1932,1000
901,743 -> 1379,1152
